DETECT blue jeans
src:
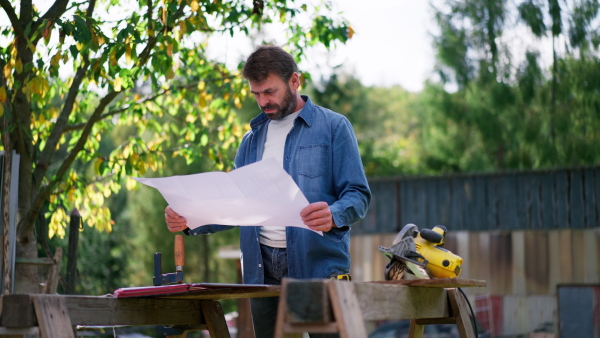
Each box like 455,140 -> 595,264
250,244 -> 339,338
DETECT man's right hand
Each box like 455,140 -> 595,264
165,206 -> 188,232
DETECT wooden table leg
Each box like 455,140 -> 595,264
200,300 -> 231,338
409,319 -> 425,338
447,289 -> 476,338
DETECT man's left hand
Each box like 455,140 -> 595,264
301,202 -> 336,232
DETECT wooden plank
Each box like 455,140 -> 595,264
555,172 -> 569,228
517,175 -> 529,229
490,231 -> 512,294
453,231 -> 471,279
525,231 -> 549,294
379,181 -> 398,233
499,176 -> 518,229
547,230 -> 562,293
285,280 -> 332,324
474,176 -> 488,231
437,179 -> 451,226
570,170 -> 585,228
464,177 -> 475,230
447,288 -> 477,338
426,179 -> 437,227
409,319 -> 425,338
487,177 -> 498,230
414,180 -> 426,226
467,232 -> 490,290
558,230 -> 574,283
571,230 -> 585,282
512,231 -> 526,295
596,168 -> 600,226
46,247 -> 62,294
371,234 -> 387,282
1,294 -> 37,327
400,180 -> 414,226
540,173 -> 556,228
353,283 -> 449,321
451,178 -> 465,230
583,169 -> 598,227
528,174 -> 542,229
32,295 -> 75,338
328,281 -> 368,338
201,300 -> 231,338
359,235 -> 373,282
585,229 -> 600,283
0,327 -> 39,335
159,285 -> 280,300
366,278 -> 486,288
274,279 -> 292,338
64,296 -> 206,326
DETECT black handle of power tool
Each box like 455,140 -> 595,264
420,228 -> 444,244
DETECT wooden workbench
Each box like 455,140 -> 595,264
1,278 -> 486,338
0,284 -> 280,338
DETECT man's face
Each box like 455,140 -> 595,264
249,73 -> 297,121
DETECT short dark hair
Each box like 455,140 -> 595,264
242,45 -> 298,83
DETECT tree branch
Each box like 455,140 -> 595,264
39,0 -> 69,22
33,60 -> 91,191
0,0 -> 25,37
24,90 -> 120,235
33,0 -> 97,190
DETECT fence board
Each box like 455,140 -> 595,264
370,182 -> 396,233
354,167 -> 600,235
437,179 -> 451,226
526,174 -> 541,229
540,173 -> 556,228
414,180 -> 426,226
451,178 -> 466,230
570,170 -> 585,229
487,177 -> 499,230
464,177 -> 476,230
524,231 -> 549,294
516,175 -> 528,229
583,169 -> 597,227
596,169 -> 600,227
555,172 -> 569,228
425,179 -> 437,227
399,180 -> 414,226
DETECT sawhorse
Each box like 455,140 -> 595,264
274,278 -> 486,338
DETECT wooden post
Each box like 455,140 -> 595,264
66,209 -> 81,294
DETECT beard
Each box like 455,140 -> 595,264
261,85 -> 297,121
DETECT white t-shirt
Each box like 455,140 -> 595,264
259,110 -> 301,248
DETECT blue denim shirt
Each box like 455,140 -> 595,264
186,96 -> 371,284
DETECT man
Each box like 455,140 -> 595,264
165,45 -> 371,338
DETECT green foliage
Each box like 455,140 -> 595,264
309,74 -> 423,176
1,0 -> 352,293
422,0 -> 600,173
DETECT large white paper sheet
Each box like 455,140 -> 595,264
133,158 -> 320,235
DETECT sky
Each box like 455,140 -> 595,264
0,0 -> 436,92
205,0 -> 437,93
326,0 -> 436,92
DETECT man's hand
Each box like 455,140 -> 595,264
165,206 -> 188,232
300,202 -> 336,232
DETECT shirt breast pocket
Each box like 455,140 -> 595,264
297,144 -> 328,178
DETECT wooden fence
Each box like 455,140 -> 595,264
353,166 -> 600,234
